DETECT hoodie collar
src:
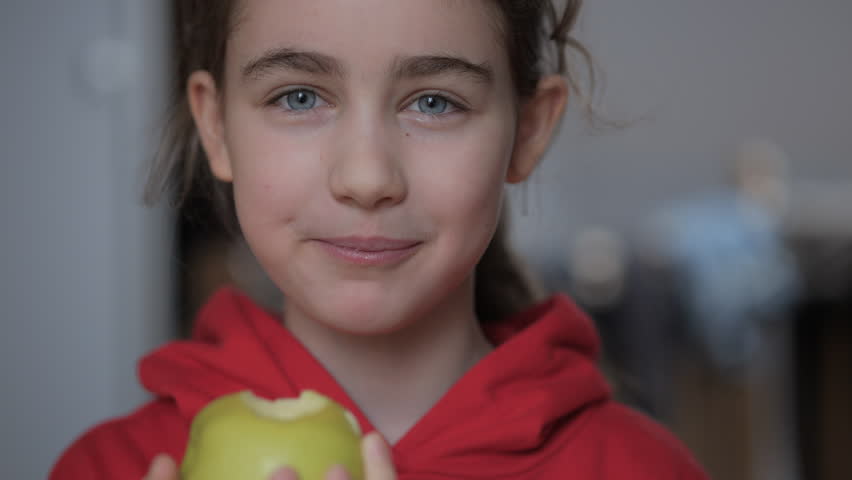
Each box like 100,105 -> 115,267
139,287 -> 610,478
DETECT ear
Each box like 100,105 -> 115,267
187,70 -> 233,182
506,75 -> 568,183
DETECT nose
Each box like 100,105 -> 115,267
329,115 -> 407,210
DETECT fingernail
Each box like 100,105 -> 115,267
325,465 -> 349,480
148,454 -> 173,477
270,467 -> 299,480
364,432 -> 389,462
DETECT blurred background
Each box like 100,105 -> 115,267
1,0 -> 849,479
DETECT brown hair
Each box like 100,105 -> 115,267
148,0 -> 598,323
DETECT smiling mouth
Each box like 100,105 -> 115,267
314,236 -> 422,266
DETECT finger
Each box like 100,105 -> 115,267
324,465 -> 350,480
144,454 -> 178,480
362,432 -> 397,480
270,467 -> 300,480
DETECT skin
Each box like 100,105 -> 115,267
150,0 -> 567,478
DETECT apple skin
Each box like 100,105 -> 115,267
181,390 -> 364,480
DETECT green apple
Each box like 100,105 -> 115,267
181,390 -> 364,480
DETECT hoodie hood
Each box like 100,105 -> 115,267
139,287 -> 611,478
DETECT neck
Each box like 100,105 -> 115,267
282,279 -> 493,444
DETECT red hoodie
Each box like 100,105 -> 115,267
51,287 -> 709,479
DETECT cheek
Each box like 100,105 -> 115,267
224,119 -> 325,227
409,119 -> 515,223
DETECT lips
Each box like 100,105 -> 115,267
320,237 -> 420,251
314,236 -> 422,266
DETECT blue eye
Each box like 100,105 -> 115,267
282,89 -> 317,110
417,95 -> 449,115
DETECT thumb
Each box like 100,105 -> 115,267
362,432 -> 396,480
144,454 -> 178,480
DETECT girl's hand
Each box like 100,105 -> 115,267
350,432 -> 397,480
142,432 -> 397,480
143,454 -> 178,480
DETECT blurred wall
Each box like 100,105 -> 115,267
511,0 -> 852,259
506,3 -> 852,478
0,1 -> 172,478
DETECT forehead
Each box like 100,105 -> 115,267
227,0 -> 508,76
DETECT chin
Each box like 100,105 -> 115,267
317,289 -> 419,336
340,307 -> 409,336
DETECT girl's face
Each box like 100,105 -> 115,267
194,0 -> 543,334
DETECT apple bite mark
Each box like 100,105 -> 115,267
242,390 -> 362,435
242,390 -> 329,420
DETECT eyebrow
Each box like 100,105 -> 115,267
242,48 -> 345,81
393,55 -> 494,85
241,48 -> 493,85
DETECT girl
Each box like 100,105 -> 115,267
52,1 -> 710,479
